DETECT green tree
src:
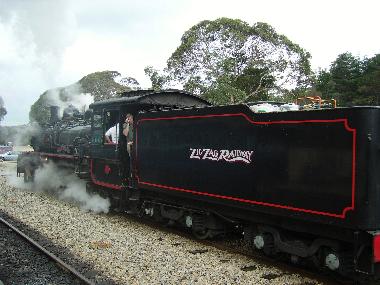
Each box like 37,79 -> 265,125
144,66 -> 168,90
203,66 -> 276,104
329,53 -> 363,105
163,18 -> 313,104
358,54 -> 380,104
78,71 -> 132,101
203,82 -> 247,105
315,69 -> 335,99
315,53 -> 380,106
29,93 -> 52,125
231,66 -> 276,102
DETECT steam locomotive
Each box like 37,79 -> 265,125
17,89 -> 380,283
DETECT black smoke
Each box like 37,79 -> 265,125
0,96 -> 7,122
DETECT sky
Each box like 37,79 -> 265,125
0,0 -> 379,125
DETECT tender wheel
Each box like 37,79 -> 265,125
192,228 -> 212,240
244,225 -> 256,248
262,233 -> 276,256
252,233 -> 276,256
325,252 -> 340,271
191,214 -> 213,240
153,205 -> 166,223
322,249 -> 354,276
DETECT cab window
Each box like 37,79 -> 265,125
91,112 -> 103,145
104,110 -> 120,145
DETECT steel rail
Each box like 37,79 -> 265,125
123,214 -> 340,285
0,216 -> 94,285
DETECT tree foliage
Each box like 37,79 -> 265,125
144,66 -> 168,90
203,82 -> 247,105
358,55 -> 380,104
29,95 -> 51,125
78,71 -> 132,101
316,53 -> 380,106
161,18 -> 313,104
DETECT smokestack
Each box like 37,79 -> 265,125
50,106 -> 59,124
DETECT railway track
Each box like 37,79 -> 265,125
206,235 -> 350,285
0,215 -> 94,285
0,210 -> 351,285
127,213 -> 347,285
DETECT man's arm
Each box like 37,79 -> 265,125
104,134 -> 112,143
123,123 -> 129,137
105,126 -> 114,143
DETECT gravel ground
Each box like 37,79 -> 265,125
0,217 -> 82,285
0,160 -> 327,285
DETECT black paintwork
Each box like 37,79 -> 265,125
136,104 -> 380,231
89,89 -> 211,109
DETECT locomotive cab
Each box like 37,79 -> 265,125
88,89 -> 211,208
90,103 -> 140,189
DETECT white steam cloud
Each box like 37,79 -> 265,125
13,122 -> 41,146
0,1 -> 75,77
0,0 -> 77,125
6,162 -> 110,213
45,83 -> 94,117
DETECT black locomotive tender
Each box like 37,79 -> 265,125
17,89 -> 380,282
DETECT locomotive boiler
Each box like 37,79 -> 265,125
30,105 -> 91,155
17,104 -> 92,181
17,89 -> 380,283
